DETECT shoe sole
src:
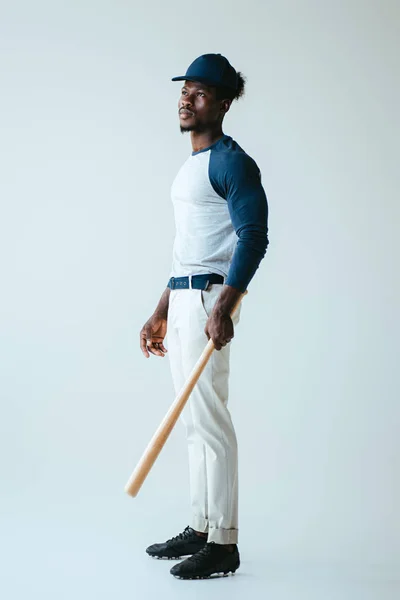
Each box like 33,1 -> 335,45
146,547 -> 206,560
146,553 -> 193,560
152,556 -> 184,560
172,569 -> 238,580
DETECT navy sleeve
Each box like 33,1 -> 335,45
209,150 -> 269,292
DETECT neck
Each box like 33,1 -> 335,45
190,127 -> 225,153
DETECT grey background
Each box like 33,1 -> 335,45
0,1 -> 399,598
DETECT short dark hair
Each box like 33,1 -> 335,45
215,72 -> 246,102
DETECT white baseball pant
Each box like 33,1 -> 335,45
166,282 -> 242,544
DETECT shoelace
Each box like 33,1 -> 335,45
166,526 -> 193,544
187,542 -> 215,565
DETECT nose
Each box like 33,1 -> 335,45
180,92 -> 194,109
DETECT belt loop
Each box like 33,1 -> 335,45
189,275 -> 193,289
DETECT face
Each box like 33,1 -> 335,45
178,80 -> 231,133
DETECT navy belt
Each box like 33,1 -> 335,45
167,273 -> 224,290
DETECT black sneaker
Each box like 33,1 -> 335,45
170,541 -> 240,579
145,526 -> 207,559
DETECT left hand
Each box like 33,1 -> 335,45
204,311 -> 234,351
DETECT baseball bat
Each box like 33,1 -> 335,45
124,290 -> 248,497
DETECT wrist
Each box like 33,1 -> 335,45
154,287 -> 170,320
154,308 -> 168,320
212,305 -> 230,318
213,284 -> 242,317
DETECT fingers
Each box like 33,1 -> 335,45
210,336 -> 233,351
211,338 -> 226,351
204,314 -> 234,350
147,340 -> 167,357
140,332 -> 167,358
140,329 -> 150,358
140,318 -> 168,358
140,325 -> 160,358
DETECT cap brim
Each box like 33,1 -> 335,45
171,76 -> 216,85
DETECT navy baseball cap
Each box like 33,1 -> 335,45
172,53 -> 238,91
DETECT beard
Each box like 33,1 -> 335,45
180,120 -> 208,134
180,125 -> 193,133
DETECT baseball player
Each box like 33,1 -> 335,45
140,53 -> 269,579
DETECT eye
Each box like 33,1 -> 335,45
197,92 -> 205,97
181,90 -> 187,95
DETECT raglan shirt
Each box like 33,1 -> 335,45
169,134 -> 269,293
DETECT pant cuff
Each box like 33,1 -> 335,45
208,527 -> 239,545
191,515 -> 209,533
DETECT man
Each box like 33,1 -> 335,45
139,53 -> 269,579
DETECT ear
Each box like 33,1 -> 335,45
220,99 -> 232,114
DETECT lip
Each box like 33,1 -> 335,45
179,109 -> 195,117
